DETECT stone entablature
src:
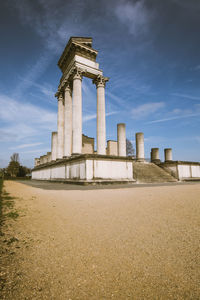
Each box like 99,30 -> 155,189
58,37 -> 98,73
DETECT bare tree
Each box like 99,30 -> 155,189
10,153 -> 19,163
126,139 -> 135,157
7,153 -> 20,177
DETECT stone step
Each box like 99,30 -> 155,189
133,162 -> 177,183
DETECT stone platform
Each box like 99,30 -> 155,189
159,161 -> 200,181
32,154 -> 135,184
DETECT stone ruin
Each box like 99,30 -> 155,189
32,37 -> 200,183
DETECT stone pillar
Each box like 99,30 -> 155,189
117,123 -> 126,156
51,132 -> 57,161
34,158 -> 40,167
57,93 -> 65,159
151,148 -> 160,164
93,75 -> 109,155
43,155 -> 48,164
164,148 -> 172,162
136,132 -> 144,162
72,68 -> 83,154
107,140 -> 118,156
40,155 -> 44,164
64,82 -> 72,157
47,152 -> 51,162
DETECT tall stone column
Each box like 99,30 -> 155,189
72,68 -> 83,154
64,82 -> 72,157
164,148 -> 172,162
51,132 -> 57,161
136,132 -> 145,162
93,75 -> 109,155
117,123 -> 126,156
57,93 -> 65,159
151,148 -> 160,164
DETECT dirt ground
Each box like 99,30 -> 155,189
1,180 -> 200,299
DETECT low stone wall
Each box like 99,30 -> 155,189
32,154 -> 135,183
160,161 -> 200,180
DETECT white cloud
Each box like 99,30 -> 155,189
131,102 -> 165,119
115,0 -> 153,36
0,94 -> 57,142
0,94 -> 56,125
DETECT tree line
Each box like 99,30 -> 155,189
0,153 -> 31,178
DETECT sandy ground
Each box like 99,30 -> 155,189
1,180 -> 200,300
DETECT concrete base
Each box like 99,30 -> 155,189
32,154 -> 135,184
159,161 -> 200,181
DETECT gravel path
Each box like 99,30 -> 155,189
1,180 -> 200,299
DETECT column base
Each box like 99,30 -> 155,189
72,153 -> 82,156
151,159 -> 161,164
136,158 -> 145,162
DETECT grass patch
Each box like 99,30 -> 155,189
0,178 -> 3,227
0,179 -> 19,226
5,211 -> 19,220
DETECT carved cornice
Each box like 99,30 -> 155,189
93,75 -> 109,88
58,38 -> 98,73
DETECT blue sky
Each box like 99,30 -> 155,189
0,0 -> 200,168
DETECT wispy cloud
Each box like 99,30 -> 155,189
115,0 -> 154,36
13,54 -> 54,99
172,93 -> 200,101
171,0 -> 200,10
106,91 -> 126,107
147,113 -> 200,124
131,102 -> 165,119
193,65 -> 200,71
0,94 -> 56,142
195,136 -> 200,143
17,77 -> 56,101
19,148 -> 49,154
83,111 -> 118,123
9,143 -> 43,150
9,0 -> 87,98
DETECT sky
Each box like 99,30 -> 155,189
0,0 -> 200,168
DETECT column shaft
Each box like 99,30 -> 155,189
164,148 -> 172,161
93,75 -> 108,155
117,123 -> 126,156
57,94 -> 65,159
72,71 -> 82,154
51,132 -> 57,161
64,84 -> 72,156
151,148 -> 160,163
136,132 -> 145,161
97,85 -> 106,154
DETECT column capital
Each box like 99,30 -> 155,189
93,75 -> 109,88
64,81 -> 72,97
64,81 -> 71,91
57,92 -> 64,104
71,67 -> 84,80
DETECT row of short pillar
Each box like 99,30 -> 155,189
35,128 -> 173,165
151,147 -> 173,163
